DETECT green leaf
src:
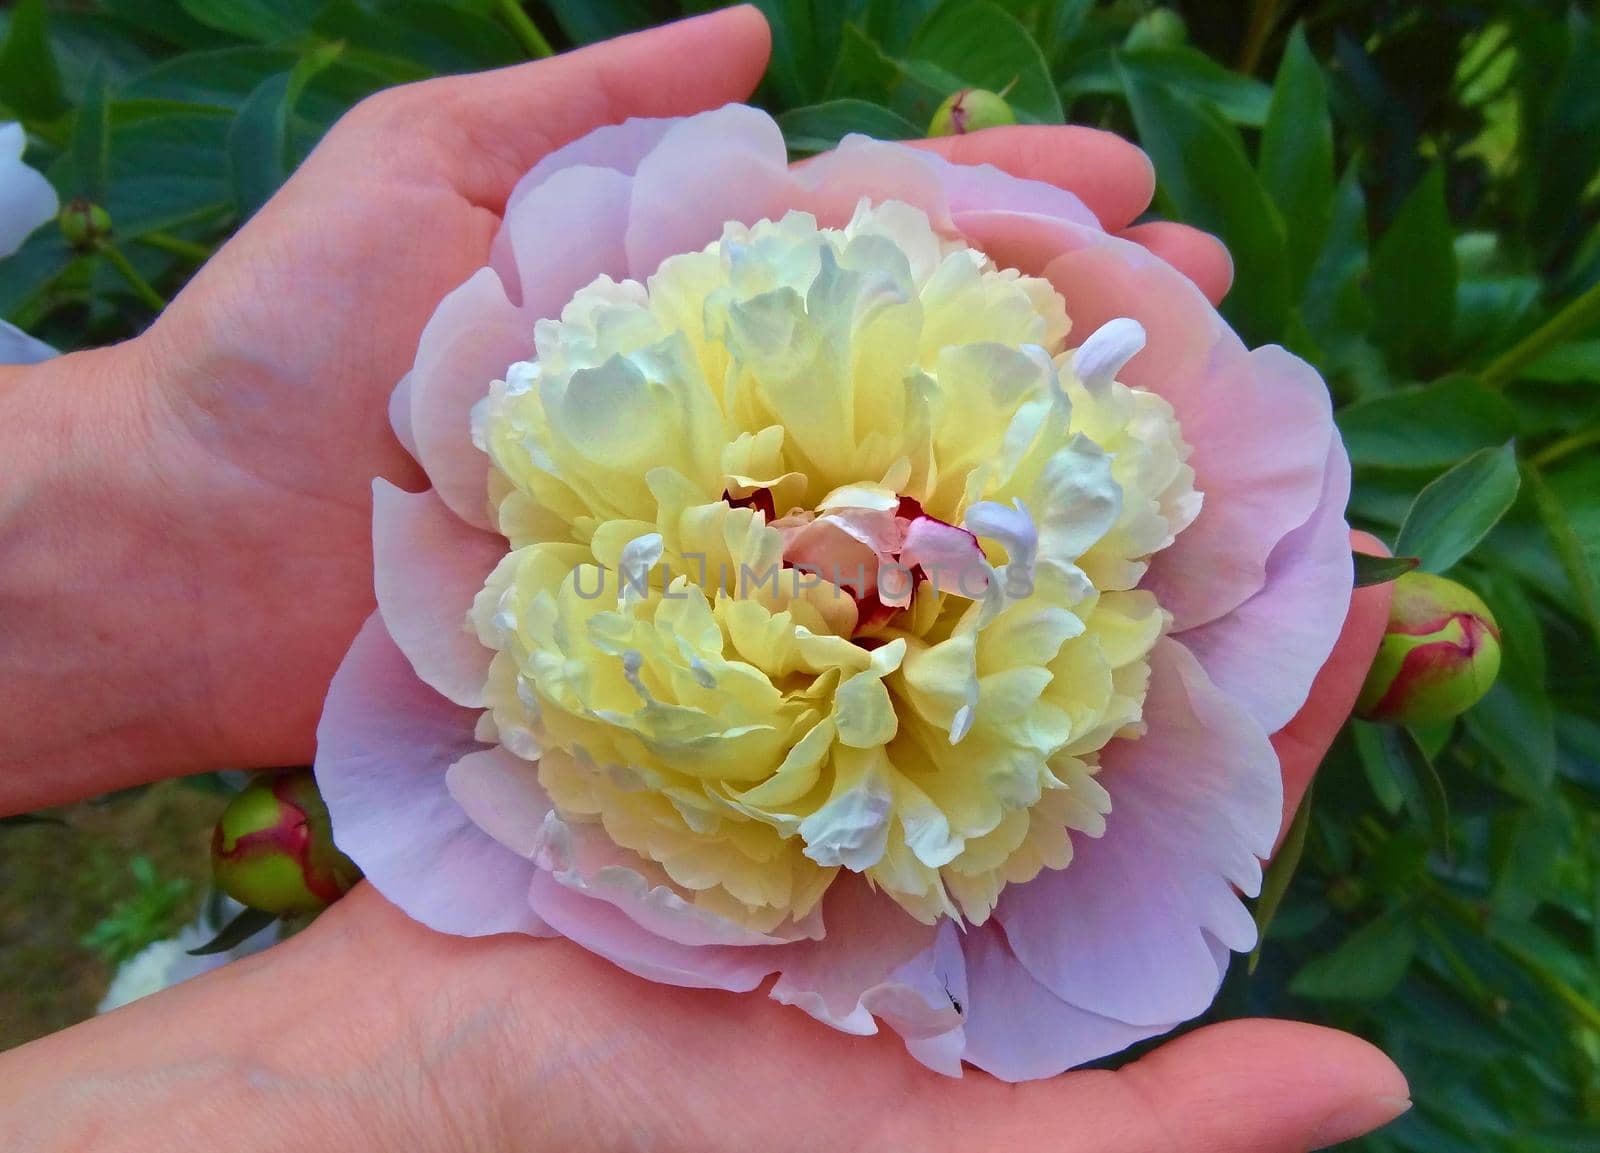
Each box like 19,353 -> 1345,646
1059,46 -> 1272,125
313,1 -> 521,73
907,0 -> 1062,124
1119,61 -> 1289,344
1525,459 -> 1600,652
1250,782 -> 1314,974
1394,443 -> 1522,573
0,0 -> 68,120
1337,377 -> 1520,469
186,905 -> 279,956
539,0 -> 660,47
227,42 -> 343,219
103,113 -> 233,240
69,63 -> 112,204
1259,25 -> 1333,294
1354,552 -> 1419,587
756,0 -> 867,108
1352,720 -> 1452,857
779,99 -> 921,154
178,0 -> 323,43
1289,909 -> 1419,1000
0,813 -> 67,829
1520,339 -> 1600,384
1370,166 -> 1457,377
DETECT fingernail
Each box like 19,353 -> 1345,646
1310,1096 -> 1412,1149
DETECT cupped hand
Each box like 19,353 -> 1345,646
0,8 -> 1409,1150
0,555 -> 1401,1153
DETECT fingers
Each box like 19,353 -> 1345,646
1117,220 -> 1233,306
1097,1019 -> 1410,1152
1271,531 -> 1394,843
376,5 -> 772,208
910,125 -> 1155,231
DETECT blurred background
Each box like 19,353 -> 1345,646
1,2 -> 1597,1149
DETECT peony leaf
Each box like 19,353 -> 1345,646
1352,720 -> 1451,857
1260,24 -> 1333,295
178,0 -> 322,44
907,0 -> 1062,124
1394,442 -> 1522,573
68,63 -> 112,205
1338,376 -> 1519,469
0,0 -> 68,120
1058,46 -> 1272,126
1289,908 -> 1419,1000
226,40 -> 343,220
1370,166 -> 1457,377
1118,59 -> 1289,345
1249,781 -> 1315,975
779,99 -> 921,154
1353,552 -> 1419,588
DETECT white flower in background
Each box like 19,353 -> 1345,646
0,120 -> 59,365
96,898 -> 278,1014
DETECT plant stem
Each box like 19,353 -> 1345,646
1238,0 -> 1284,76
98,242 -> 168,311
1532,425 -> 1600,469
1481,278 -> 1600,387
494,0 -> 555,59
136,231 -> 213,263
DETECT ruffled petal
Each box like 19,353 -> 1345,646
1178,429 -> 1354,733
495,165 -> 633,313
407,267 -> 532,529
768,880 -> 963,1047
952,207 -> 1334,629
995,637 -> 1279,1026
0,122 -> 59,258
528,869 -> 776,992
624,105 -> 797,277
372,480 -> 502,707
532,809 -> 815,948
959,922 -> 1170,1081
316,614 -> 551,937
445,744 -> 551,857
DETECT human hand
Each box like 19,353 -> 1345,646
0,553 -> 1402,1153
1,5 -> 1243,807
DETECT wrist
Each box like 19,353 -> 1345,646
0,337 -> 226,810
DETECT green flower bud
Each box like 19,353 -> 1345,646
928,88 -> 1017,137
1355,572 -> 1502,726
1124,9 -> 1187,51
59,199 -> 113,249
211,770 -> 360,915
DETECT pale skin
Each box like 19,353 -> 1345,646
0,8 -> 1407,1150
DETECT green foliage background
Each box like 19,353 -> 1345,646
3,1 -> 1598,1147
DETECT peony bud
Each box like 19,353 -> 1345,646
59,198 -> 112,249
928,88 -> 1017,137
1356,572 -> 1502,726
1124,9 -> 1187,51
211,770 -> 360,915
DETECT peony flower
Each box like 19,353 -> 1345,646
317,106 -> 1353,1080
0,121 -> 59,366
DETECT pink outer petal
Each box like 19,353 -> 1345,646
316,614 -> 552,938
995,637 -> 1280,1027
532,811 -> 818,948
1178,433 -> 1354,734
528,869 -> 776,992
388,372 -> 417,460
407,267 -> 532,530
952,208 -> 1335,630
624,105 -> 798,277
445,744 -> 551,858
372,479 -> 503,708
494,165 -> 633,313
768,880 -> 962,1041
960,922 -> 1171,1081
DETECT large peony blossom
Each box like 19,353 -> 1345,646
316,106 -> 1353,1080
